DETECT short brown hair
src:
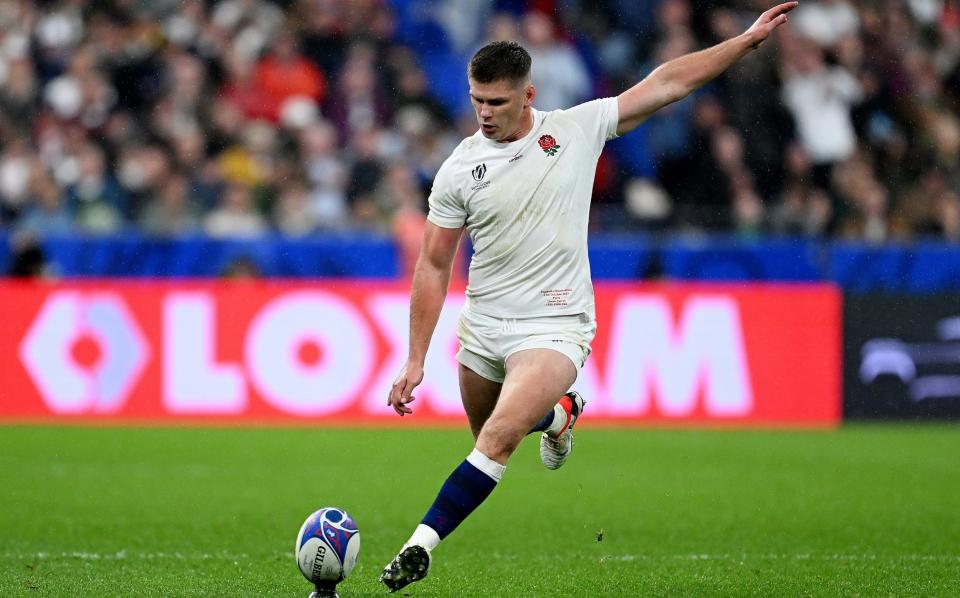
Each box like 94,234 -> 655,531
468,41 -> 531,84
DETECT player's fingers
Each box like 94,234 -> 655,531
387,377 -> 415,415
388,378 -> 407,407
396,391 -> 414,415
759,11 -> 789,35
387,381 -> 400,404
760,3 -> 791,24
390,390 -> 411,415
398,377 -> 417,401
770,2 -> 798,18
396,395 -> 414,415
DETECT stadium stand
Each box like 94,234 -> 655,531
1,0 -> 959,283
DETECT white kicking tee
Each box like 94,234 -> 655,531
427,97 -> 619,320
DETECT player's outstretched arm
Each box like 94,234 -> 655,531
387,222 -> 464,416
616,1 -> 798,135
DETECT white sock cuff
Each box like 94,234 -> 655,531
467,448 -> 506,482
407,524 -> 441,551
545,402 -> 567,436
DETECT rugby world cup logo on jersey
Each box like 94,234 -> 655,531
538,134 -> 560,156
470,163 -> 491,190
472,163 -> 486,181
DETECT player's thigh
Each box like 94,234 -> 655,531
490,348 -> 577,434
459,363 -> 502,439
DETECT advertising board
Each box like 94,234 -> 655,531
845,294 -> 960,419
0,281 -> 841,426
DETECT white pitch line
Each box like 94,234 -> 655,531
598,554 -> 960,563
4,551 -> 958,564
0,551 -> 251,561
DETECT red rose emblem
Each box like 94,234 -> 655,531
537,134 -> 561,156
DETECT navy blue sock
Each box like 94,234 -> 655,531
421,457 -> 500,540
528,409 -> 555,434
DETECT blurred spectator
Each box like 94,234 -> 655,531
486,12 -> 522,44
253,29 -> 326,123
204,184 -> 267,238
346,128 -> 388,230
792,0 -> 860,48
660,96 -> 732,229
523,12 -> 591,111
770,143 -> 833,237
221,47 -> 273,122
833,154 -> 889,243
435,0 -> 495,53
390,58 -> 452,128
644,30 -> 701,200
710,7 -> 794,200
7,236 -> 50,278
139,173 -> 201,237
299,120 -> 351,230
66,143 -> 129,233
326,42 -> 391,144
297,0 -> 348,79
0,138 -> 35,223
218,121 -> 274,189
936,192 -> 960,243
0,0 -> 956,245
152,51 -> 207,140
45,45 -> 117,129
379,162 -> 428,278
623,178 -> 673,229
780,38 -> 863,180
211,0 -> 284,59
16,166 -> 73,239
770,187 -> 833,237
115,144 -> 173,216
274,179 -> 319,237
0,59 -> 39,134
891,168 -> 960,241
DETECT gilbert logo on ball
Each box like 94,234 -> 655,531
296,508 -> 360,587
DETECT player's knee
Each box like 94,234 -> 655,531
476,418 -> 524,462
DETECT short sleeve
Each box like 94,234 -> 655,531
558,97 -> 619,155
426,154 -> 466,229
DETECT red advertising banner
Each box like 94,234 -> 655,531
0,280 -> 841,426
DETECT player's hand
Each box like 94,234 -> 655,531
387,361 -> 424,416
744,2 -> 798,49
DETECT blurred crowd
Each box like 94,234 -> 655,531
1,0 -> 959,270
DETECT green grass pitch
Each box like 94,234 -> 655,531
1,424 -> 958,597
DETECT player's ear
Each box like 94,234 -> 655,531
525,84 -> 536,108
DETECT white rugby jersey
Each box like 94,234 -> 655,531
427,97 -> 619,319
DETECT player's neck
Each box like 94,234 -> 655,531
498,109 -> 534,144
